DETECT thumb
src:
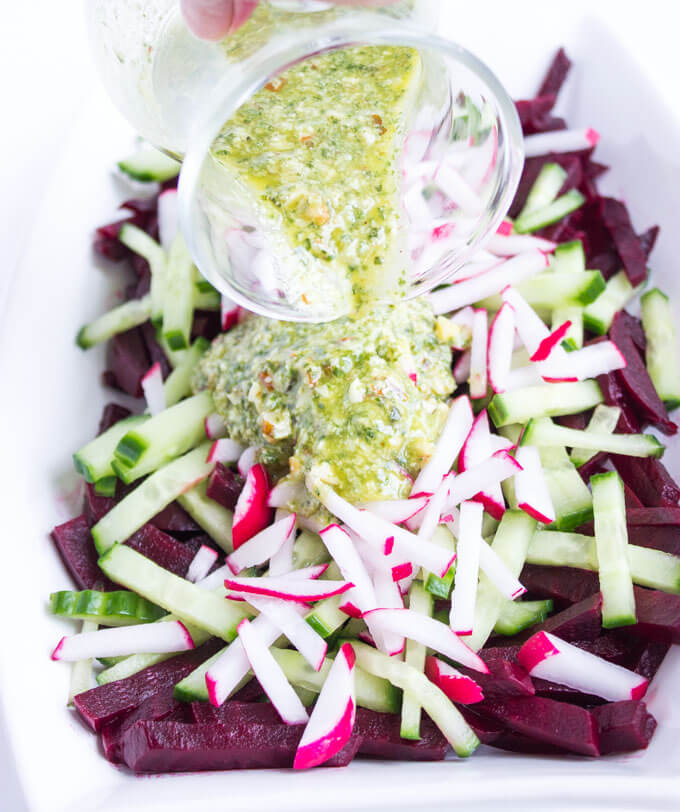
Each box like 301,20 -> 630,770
180,0 -> 258,41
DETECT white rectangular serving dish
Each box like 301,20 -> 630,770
2,5 -> 680,811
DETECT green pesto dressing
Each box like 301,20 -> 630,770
192,299 -> 455,516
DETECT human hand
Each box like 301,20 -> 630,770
180,0 -> 396,41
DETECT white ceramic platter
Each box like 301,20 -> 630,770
2,5 -> 680,811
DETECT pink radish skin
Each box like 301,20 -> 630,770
224,576 -> 353,603
518,631 -> 649,702
391,562 -> 413,582
425,656 -> 484,704
232,463 -> 273,550
450,501 -> 484,637
227,513 -> 296,574
206,438 -> 245,464
237,618 -> 308,725
141,362 -> 165,417
186,545 -> 218,583
496,220 -> 513,236
364,608 -> 488,673
530,320 -> 573,362
51,620 -> 193,662
293,643 -> 356,769
459,410 -> 506,520
220,293 -> 240,331
487,302 -> 516,393
444,450 -> 521,513
204,412 -> 227,440
514,445 -> 556,524
539,341 -> 627,382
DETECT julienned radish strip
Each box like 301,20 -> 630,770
469,309 -> 488,399
294,643 -> 356,769
591,472 -> 636,628
522,127 -> 600,158
224,576 -> 353,603
518,631 -> 648,701
237,618 -> 309,725
244,595 -> 327,672
310,479 -> 455,578
238,446 -> 257,477
417,474 -> 453,544
530,321 -> 572,362
359,496 -> 428,524
425,656 -> 484,704
220,293 -> 240,331
400,582 -> 434,739
443,450 -> 522,513
477,540 -> 526,600
201,563 -> 328,593
502,286 -> 568,365
204,413 -> 227,440
268,481 -> 306,509
350,641 -> 480,757
51,620 -> 194,662
521,417 -> 665,458
319,525 -> 378,620
485,233 -> 555,256
141,362 -> 165,416
450,501 -> 484,636
539,341 -> 626,382
514,445 -> 556,524
226,514 -> 296,574
370,568 -> 405,655
487,303 -> 515,393
206,438 -> 245,465
68,619 -> 97,703
186,545 -> 218,584
429,251 -> 548,315
232,463 -> 272,549
411,396 -> 473,495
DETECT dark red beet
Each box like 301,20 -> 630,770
354,709 -> 447,761
531,679 -> 604,707
74,640 -> 223,731
206,463 -> 244,511
555,412 -> 589,431
623,480 -> 644,509
591,701 -> 656,754
190,700 -> 280,727
83,482 -> 119,526
125,524 -> 198,578
121,719 -> 361,772
610,312 -> 676,434
98,403 -> 132,435
627,525 -> 680,557
597,373 -> 641,433
456,707 -> 504,744
520,564 -> 600,606
191,310 -> 222,342
577,454 -> 609,484
104,327 -> 150,398
140,321 -> 171,379
610,456 -> 680,508
627,507 -> 680,526
516,594 -> 603,643
627,586 -> 680,644
638,225 -> 660,260
462,659 -> 535,700
488,730 -> 570,755
629,639 -> 670,680
537,48 -> 572,98
515,95 -> 557,135
51,515 -> 116,591
510,151 -> 593,218
599,198 -> 648,286
478,697 -> 600,757
150,501 -> 202,536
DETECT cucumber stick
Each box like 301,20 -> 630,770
519,163 -> 567,216
98,544 -> 251,640
468,510 -> 536,651
350,641 -> 479,757
50,590 -> 165,626
92,443 -> 213,552
489,380 -> 603,427
162,234 -> 195,351
164,338 -> 209,407
553,240 -> 586,274
305,594 -> 346,638
117,144 -> 180,182
73,415 -> 147,483
538,443 -> 593,530
571,405 -> 621,467
400,582 -> 434,740
118,224 -> 167,324
494,599 -> 553,636
292,530 -> 330,569
591,472 -> 636,627
76,295 -> 152,349
94,476 -> 117,497
640,288 -> 680,410
527,530 -> 680,594
515,189 -> 586,234
69,619 -> 97,703
552,305 -> 583,351
177,480 -> 234,553
478,271 -> 605,311
113,391 -> 214,483
584,271 -> 641,335
522,417 -> 664,458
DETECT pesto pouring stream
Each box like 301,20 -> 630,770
192,300 -> 456,516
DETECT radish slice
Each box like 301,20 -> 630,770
141,362 -> 165,417
227,513 -> 296,574
450,501 -> 484,637
294,643 -> 356,769
518,631 -> 648,701
417,474 -> 453,542
205,613 -> 283,707
411,395 -> 473,496
51,620 -> 193,662
459,410 -> 506,520
488,435 -> 515,453
359,496 -> 428,524
237,618 -> 309,724
539,340 -> 627,382
220,293 -> 240,331
197,561 -> 329,592
505,365 -> 543,391
429,251 -> 547,315
245,594 -> 327,671
530,320 -> 573,362
268,529 -> 296,576
225,576 -> 353,603
435,162 -> 483,214
157,189 -> 179,251
502,286 -> 557,358
312,481 -> 455,578
485,233 -> 556,256
444,450 -> 522,513
478,540 -> 526,600
425,655 -> 484,704
206,438 -> 245,465
319,525 -> 378,619
364,608 -> 488,673
487,302 -> 515,393
237,446 -> 258,477
186,544 -> 218,583
469,309 -> 488,399
523,127 -> 600,158
496,219 -> 513,236
268,480 -> 305,508
204,412 -> 227,440
371,570 -> 405,655
453,350 -> 472,384
514,445 -> 556,524
232,463 -> 272,549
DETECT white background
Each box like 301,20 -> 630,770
0,2 -> 678,809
